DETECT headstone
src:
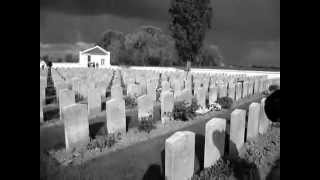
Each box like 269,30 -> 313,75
196,86 -> 206,109
248,81 -> 254,96
55,82 -> 69,101
71,78 -> 81,94
147,81 -> 157,102
242,81 -> 248,98
184,78 -> 192,91
228,83 -> 235,100
62,104 -> 89,151
171,78 -> 183,93
247,103 -> 260,140
40,99 -> 43,123
161,91 -> 174,123
40,77 -> 47,88
111,85 -> 123,100
79,82 -> 88,98
218,83 -> 227,98
254,80 -> 260,94
95,81 -> 108,97
106,98 -> 126,134
137,95 -> 154,121
259,98 -> 269,134
87,88 -> 101,116
174,88 -> 192,107
204,118 -> 226,168
235,82 -> 242,101
165,131 -> 195,180
209,85 -> 218,105
230,109 -> 246,155
59,89 -> 75,119
127,83 -> 141,97
161,81 -> 170,92
40,86 -> 46,105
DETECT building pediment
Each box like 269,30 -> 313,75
81,46 -> 109,55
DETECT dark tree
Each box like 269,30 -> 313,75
96,30 -> 126,65
42,55 -> 49,62
168,0 -> 213,68
124,26 -> 178,66
65,53 -> 74,62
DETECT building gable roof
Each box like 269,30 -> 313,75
81,46 -> 109,55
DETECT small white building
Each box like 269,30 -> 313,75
40,60 -> 47,69
79,45 -> 111,68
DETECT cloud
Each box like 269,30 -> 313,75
40,12 -> 167,44
40,0 -> 279,42
40,0 -> 279,66
244,40 -> 280,66
40,0 -> 170,22
40,41 -> 94,57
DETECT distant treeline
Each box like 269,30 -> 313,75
95,26 -> 225,67
40,26 -> 280,70
40,54 -> 78,63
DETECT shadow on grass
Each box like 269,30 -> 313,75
89,122 -> 107,139
142,164 -> 163,180
194,134 -> 205,174
225,140 -> 261,180
266,158 -> 280,180
212,130 -> 226,159
44,108 -> 59,121
143,149 -> 166,180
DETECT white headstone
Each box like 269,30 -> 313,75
259,98 -> 269,134
62,104 -> 89,151
235,82 -> 242,101
204,118 -> 226,168
228,83 -> 235,100
246,102 -> 260,138
165,131 -> 195,180
218,83 -> 227,98
137,95 -> 154,120
88,88 -> 101,116
111,85 -> 123,100
161,91 -> 174,123
209,85 -> 218,105
196,86 -> 206,109
59,89 -> 75,120
106,98 -> 126,134
230,109 -> 246,155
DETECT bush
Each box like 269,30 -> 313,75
269,84 -> 280,92
216,97 -> 233,109
138,115 -> 156,133
191,158 -> 232,180
87,133 -> 121,152
173,98 -> 199,121
124,95 -> 137,108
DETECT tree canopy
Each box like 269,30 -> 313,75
96,30 -> 126,65
96,26 -> 179,66
168,0 -> 213,64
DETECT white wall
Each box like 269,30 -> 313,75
190,68 -> 280,79
52,63 -> 84,68
50,64 -> 280,80
114,66 -> 280,79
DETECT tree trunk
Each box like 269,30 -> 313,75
186,60 -> 191,72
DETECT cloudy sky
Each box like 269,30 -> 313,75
40,0 -> 280,66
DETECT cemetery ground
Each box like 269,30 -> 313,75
40,92 -> 279,180
40,67 -> 280,180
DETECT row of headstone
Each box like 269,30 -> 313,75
164,98 -> 271,180
61,96 -> 127,151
